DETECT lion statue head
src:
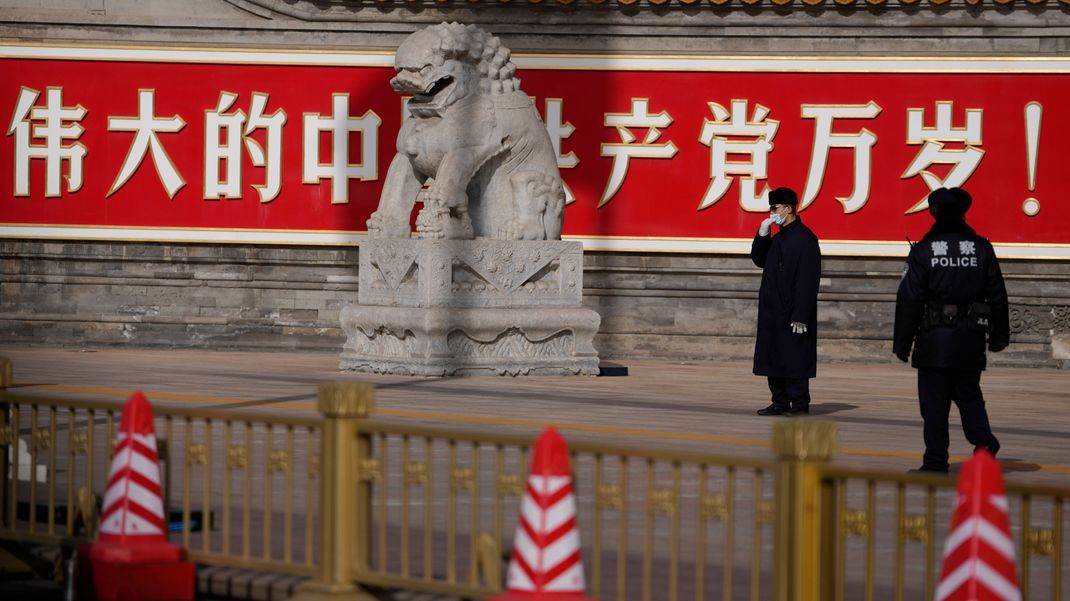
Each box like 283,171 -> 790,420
391,22 -> 522,118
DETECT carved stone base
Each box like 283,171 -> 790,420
357,238 -> 585,308
339,305 -> 601,376
341,238 -> 601,376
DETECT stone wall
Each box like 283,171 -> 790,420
2,240 -> 1064,366
585,252 -> 1066,367
2,0 -> 1068,366
0,241 -> 355,351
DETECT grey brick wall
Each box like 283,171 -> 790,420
0,241 -> 354,351
1,241 -> 1063,366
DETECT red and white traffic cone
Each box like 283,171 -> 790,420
77,391 -> 195,601
935,450 -> 1020,601
490,427 -> 596,601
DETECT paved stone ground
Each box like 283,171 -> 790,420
1,346 -> 1067,601
2,346 -> 1067,482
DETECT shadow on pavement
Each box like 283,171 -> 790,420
810,402 -> 858,415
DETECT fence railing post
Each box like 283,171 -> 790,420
291,381 -> 376,601
771,419 -> 838,601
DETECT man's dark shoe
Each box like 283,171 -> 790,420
757,404 -> 792,416
975,444 -> 999,457
790,406 -> 810,416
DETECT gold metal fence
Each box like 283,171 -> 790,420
350,421 -> 778,601
1,356 -> 1067,601
0,358 -> 321,577
293,383 -> 1068,601
287,382 -> 784,601
819,467 -> 1067,601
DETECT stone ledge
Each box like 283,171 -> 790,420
593,332 -> 1056,366
1,273 -> 357,291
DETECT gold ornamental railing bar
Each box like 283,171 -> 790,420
0,362 -> 321,578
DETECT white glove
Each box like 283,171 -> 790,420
791,322 -> 807,334
759,217 -> 775,237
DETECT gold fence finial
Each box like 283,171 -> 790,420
0,357 -> 11,389
317,381 -> 376,418
75,486 -> 99,539
771,420 -> 838,461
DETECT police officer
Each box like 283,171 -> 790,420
752,187 -> 822,416
893,187 -> 1009,473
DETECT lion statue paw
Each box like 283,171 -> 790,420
416,205 -> 474,240
497,218 -> 544,241
367,210 -> 412,239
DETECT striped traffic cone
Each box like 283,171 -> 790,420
491,427 -> 595,601
77,391 -> 194,601
99,391 -> 167,542
935,450 -> 1020,601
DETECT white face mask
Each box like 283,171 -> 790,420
770,212 -> 786,225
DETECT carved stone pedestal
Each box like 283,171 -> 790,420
339,239 -> 600,376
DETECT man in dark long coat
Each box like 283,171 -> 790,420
751,187 -> 822,416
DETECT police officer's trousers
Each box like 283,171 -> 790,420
918,368 -> 1000,472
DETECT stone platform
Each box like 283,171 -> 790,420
339,239 -> 600,376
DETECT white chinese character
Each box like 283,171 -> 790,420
959,240 -> 976,256
599,99 -> 678,208
204,92 -> 287,202
542,99 -> 578,205
6,87 -> 87,197
799,102 -> 881,214
108,89 -> 186,198
303,94 -> 381,204
204,92 -> 246,199
698,100 -> 779,212
245,93 -> 287,203
931,241 -> 949,256
902,102 -> 984,213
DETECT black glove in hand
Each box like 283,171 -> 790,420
894,351 -> 909,363
989,342 -> 1008,353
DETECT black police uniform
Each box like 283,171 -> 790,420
892,190 -> 1009,473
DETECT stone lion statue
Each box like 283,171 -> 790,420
367,22 -> 565,241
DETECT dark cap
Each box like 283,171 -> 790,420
769,187 -> 798,209
949,187 -> 972,214
928,187 -> 966,218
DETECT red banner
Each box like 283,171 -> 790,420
1,46 -> 1067,258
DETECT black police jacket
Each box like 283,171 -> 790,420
893,218 -> 1010,370
751,218 -> 822,378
